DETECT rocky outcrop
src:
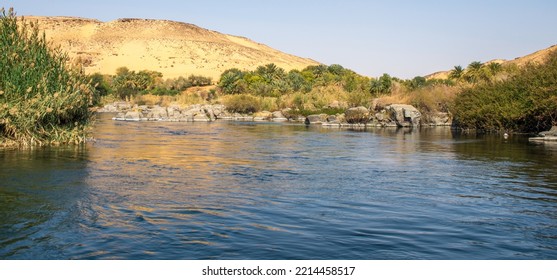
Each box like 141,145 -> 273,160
305,114 -> 328,125
530,126 -> 557,142
272,111 -> 288,122
107,102 -> 229,122
253,111 -> 273,121
97,101 -> 132,113
344,106 -> 370,124
100,102 -> 453,128
539,126 -> 557,137
424,112 -> 452,126
386,104 -> 421,127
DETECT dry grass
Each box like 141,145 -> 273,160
279,85 -> 352,110
410,85 -> 458,112
132,91 -> 208,107
176,92 -> 205,107
375,93 -> 411,109
374,85 -> 458,113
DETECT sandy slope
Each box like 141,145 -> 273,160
425,45 -> 557,80
24,16 -> 319,79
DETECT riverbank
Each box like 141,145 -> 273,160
98,101 -> 453,128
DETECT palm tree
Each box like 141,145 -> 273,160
256,63 -> 286,83
464,61 -> 483,83
487,62 -> 502,75
449,65 -> 464,80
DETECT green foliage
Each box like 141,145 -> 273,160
453,51 -> 557,132
288,107 -> 345,117
187,74 -> 212,87
222,94 -> 261,114
346,90 -> 372,108
88,72 -> 111,105
87,67 -> 213,100
150,87 -> 180,96
218,68 -> 245,94
370,73 -> 393,95
460,61 -> 504,84
286,70 -> 311,92
0,8 -> 94,146
111,68 -> 163,99
449,65 -> 464,80
163,76 -> 192,91
217,63 -> 372,106
159,75 -> 212,94
406,76 -> 427,90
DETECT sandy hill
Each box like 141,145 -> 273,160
24,16 -> 319,79
425,45 -> 557,80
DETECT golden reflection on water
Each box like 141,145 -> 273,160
4,114 -> 557,259
85,115 -> 317,231
90,119 -> 254,169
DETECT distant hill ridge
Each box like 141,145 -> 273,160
24,16 -> 319,79
425,44 -> 557,80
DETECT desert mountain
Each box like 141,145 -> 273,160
24,16 -> 319,79
425,44 -> 557,80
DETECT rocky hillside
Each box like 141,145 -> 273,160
425,44 -> 557,80
24,16 -> 319,79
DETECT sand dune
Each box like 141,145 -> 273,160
25,16 -> 319,79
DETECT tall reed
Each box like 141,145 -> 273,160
0,8 -> 94,147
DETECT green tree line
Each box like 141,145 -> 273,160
218,63 -> 373,96
91,67 -> 213,100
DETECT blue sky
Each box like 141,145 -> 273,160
3,0 -> 557,78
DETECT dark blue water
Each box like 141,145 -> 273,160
1,113 -> 557,259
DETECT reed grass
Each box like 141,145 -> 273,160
0,8 -> 94,147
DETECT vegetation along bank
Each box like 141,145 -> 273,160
1,8 -> 94,147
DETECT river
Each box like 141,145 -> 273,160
1,113 -> 556,259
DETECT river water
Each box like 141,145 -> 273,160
1,113 -> 557,259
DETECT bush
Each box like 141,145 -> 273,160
176,92 -> 205,106
345,107 -> 370,123
89,72 -> 111,105
0,8 -> 94,146
410,85 -> 458,113
151,87 -> 180,96
222,94 -> 261,114
111,68 -> 162,99
452,50 -> 557,132
346,90 -> 372,108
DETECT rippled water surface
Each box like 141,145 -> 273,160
1,114 -> 557,259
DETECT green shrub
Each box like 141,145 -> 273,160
289,107 -> 345,117
452,50 -> 557,132
346,90 -> 372,108
111,68 -> 162,99
89,72 -> 111,105
222,94 -> 261,114
151,87 -> 180,96
0,8 -> 94,146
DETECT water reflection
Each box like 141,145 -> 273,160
0,146 -> 89,259
1,114 -> 556,259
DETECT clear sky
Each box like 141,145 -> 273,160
3,0 -> 557,78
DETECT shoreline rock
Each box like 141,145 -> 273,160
98,102 -> 452,127
529,126 -> 557,142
